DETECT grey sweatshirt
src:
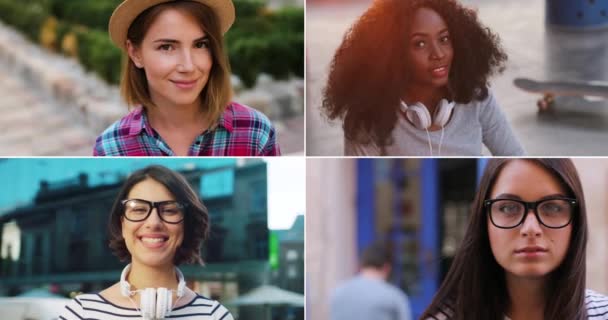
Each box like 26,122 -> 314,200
344,89 -> 525,156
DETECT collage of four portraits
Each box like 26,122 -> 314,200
0,0 -> 608,319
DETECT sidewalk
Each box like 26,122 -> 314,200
306,0 -> 608,156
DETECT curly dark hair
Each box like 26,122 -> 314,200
108,165 -> 209,265
321,0 -> 507,148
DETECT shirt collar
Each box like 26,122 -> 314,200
127,104 -> 234,136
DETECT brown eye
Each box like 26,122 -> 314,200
195,40 -> 210,49
158,44 -> 173,51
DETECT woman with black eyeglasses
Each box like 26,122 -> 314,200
421,159 -> 608,320
60,165 -> 233,320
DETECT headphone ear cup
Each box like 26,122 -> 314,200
433,99 -> 455,127
141,288 -> 156,320
156,288 -> 169,319
405,102 -> 432,130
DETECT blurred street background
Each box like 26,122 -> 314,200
306,158 -> 608,320
307,0 -> 608,156
0,158 -> 305,320
0,0 -> 304,156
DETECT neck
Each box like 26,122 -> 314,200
126,262 -> 179,291
359,267 -> 387,281
403,84 -> 448,115
505,274 -> 547,320
146,97 -> 207,130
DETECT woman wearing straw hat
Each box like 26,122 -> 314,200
94,0 -> 281,156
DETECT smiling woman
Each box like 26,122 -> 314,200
59,165 -> 233,320
322,0 -> 524,156
94,0 -> 280,156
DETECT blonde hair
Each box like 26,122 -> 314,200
120,1 -> 232,126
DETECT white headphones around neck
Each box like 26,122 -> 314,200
120,264 -> 186,320
400,99 -> 455,130
400,99 -> 455,156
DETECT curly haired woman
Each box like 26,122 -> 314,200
322,0 -> 525,156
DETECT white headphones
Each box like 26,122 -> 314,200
400,99 -> 455,130
400,99 -> 455,156
120,264 -> 186,320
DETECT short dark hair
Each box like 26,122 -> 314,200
108,165 -> 209,265
360,242 -> 393,268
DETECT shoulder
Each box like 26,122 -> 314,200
59,293 -> 100,319
172,294 -> 233,320
226,102 -> 275,132
460,86 -> 497,111
586,289 -> 608,318
94,108 -> 144,156
222,102 -> 280,156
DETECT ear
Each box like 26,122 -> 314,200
126,40 -> 144,69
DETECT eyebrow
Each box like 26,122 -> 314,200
153,35 -> 209,44
410,28 -> 449,38
491,193 -> 569,200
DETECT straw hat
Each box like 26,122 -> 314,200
109,0 -> 235,50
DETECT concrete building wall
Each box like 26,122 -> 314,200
306,159 -> 357,320
573,159 -> 608,293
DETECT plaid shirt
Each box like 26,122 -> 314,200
93,102 -> 281,156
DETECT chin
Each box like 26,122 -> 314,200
429,78 -> 449,88
134,253 -> 174,268
509,265 -> 553,279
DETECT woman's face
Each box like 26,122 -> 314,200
487,160 -> 572,280
127,8 -> 213,109
122,178 -> 184,268
407,7 -> 453,88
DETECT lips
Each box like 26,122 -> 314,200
171,79 -> 198,89
430,65 -> 449,78
138,234 -> 169,248
514,246 -> 547,253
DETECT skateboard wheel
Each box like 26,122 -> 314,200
537,100 -> 549,112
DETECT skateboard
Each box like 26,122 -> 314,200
513,77 -> 608,112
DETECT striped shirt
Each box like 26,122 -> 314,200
427,289 -> 608,319
93,102 -> 280,156
59,293 -> 233,320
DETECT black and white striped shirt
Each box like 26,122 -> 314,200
426,289 -> 608,319
59,293 -> 234,320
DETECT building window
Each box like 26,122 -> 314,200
287,265 -> 298,279
286,249 -> 298,261
200,169 -> 234,199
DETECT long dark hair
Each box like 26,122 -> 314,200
421,159 -> 588,320
322,0 -> 507,148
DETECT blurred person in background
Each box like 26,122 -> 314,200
321,0 -> 523,156
94,0 -> 280,156
330,241 -> 412,320
421,159 -> 608,320
60,165 -> 233,319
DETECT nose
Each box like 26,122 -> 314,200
177,49 -> 195,72
429,40 -> 445,60
520,209 -> 542,237
143,207 -> 164,227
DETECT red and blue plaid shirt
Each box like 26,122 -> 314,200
93,102 -> 281,156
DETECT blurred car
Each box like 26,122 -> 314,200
0,297 -> 69,320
